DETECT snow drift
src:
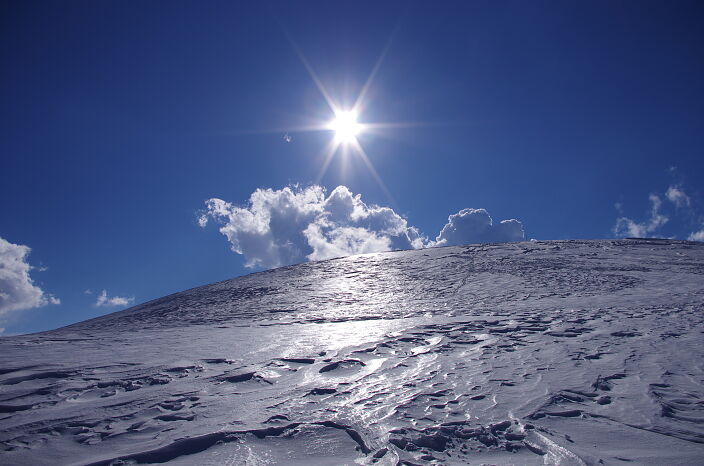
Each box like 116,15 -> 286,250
1,239 -> 703,465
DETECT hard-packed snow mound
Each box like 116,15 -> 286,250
1,239 -> 703,465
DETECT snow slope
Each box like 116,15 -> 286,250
1,239 -> 703,465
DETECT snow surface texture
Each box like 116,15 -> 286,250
1,239 -> 703,465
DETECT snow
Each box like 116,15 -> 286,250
1,239 -> 703,465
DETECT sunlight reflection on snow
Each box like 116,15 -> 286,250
291,318 -> 404,354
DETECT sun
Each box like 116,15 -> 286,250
328,110 -> 362,144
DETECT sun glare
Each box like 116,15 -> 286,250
329,110 -> 362,143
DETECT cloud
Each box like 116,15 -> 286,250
614,181 -> 703,240
666,185 -> 691,208
95,290 -> 134,307
432,208 -> 524,247
689,230 -> 704,242
200,185 -> 525,268
613,194 -> 669,238
0,236 -> 59,315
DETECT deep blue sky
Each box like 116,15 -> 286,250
2,1 -> 703,334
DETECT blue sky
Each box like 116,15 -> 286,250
2,1 -> 703,335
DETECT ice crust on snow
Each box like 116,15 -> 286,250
0,239 -> 703,465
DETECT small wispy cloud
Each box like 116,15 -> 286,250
688,230 -> 704,242
614,179 -> 703,240
95,290 -> 134,308
666,185 -> 691,209
614,193 -> 669,238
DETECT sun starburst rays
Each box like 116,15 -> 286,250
261,22 -> 415,203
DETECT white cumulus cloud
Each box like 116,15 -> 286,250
0,236 -> 59,315
432,208 -> 524,247
199,185 -> 525,268
95,290 -> 134,308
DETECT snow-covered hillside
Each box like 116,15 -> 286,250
1,239 -> 703,465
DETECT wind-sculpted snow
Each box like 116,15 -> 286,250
1,239 -> 703,465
